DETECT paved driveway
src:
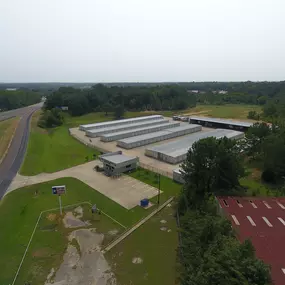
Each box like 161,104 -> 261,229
7,161 -> 158,209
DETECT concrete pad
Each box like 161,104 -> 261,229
7,161 -> 159,209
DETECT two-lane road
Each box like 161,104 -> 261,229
0,103 -> 43,199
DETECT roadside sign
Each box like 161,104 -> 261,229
52,185 -> 66,195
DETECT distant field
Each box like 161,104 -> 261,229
0,117 -> 19,162
183,104 -> 262,120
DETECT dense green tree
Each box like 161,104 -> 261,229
38,108 -> 64,128
0,90 -> 41,111
245,122 -> 271,157
43,84 -> 197,116
114,104 -> 124,119
181,137 -> 244,207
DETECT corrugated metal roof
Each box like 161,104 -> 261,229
146,129 -> 244,157
190,116 -> 253,127
86,119 -> 169,134
81,115 -> 163,129
102,122 -> 179,138
118,124 -> 200,144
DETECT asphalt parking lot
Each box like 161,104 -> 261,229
218,196 -> 285,285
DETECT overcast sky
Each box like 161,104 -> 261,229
1,0 -> 284,82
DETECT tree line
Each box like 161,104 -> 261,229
0,90 -> 41,111
177,137 -> 271,285
44,84 -> 196,116
190,81 -> 285,106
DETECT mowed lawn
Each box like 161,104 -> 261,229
0,175 -> 181,285
0,117 -> 19,161
183,104 -> 262,120
20,111 -> 99,175
105,205 -> 179,285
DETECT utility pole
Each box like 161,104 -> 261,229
157,173 -> 161,205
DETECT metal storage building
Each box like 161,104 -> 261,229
173,169 -> 185,184
85,119 -> 169,138
80,115 -> 163,131
145,129 -> 244,164
117,124 -> 202,149
189,116 -> 253,131
101,122 -> 180,142
99,151 -> 139,175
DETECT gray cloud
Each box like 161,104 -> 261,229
0,0 -> 284,82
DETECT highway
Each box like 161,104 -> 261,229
0,103 -> 43,199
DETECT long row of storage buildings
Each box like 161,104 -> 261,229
145,129 -> 244,164
101,122 -> 180,142
117,124 -> 202,149
80,115 -> 163,131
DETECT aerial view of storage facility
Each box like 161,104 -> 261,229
85,118 -> 169,138
100,122 -> 180,142
189,116 -> 253,131
145,129 -> 244,164
117,124 -> 202,149
80,114 -> 163,131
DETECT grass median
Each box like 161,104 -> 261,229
0,117 -> 19,161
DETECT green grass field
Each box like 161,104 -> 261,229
105,205 -> 179,285
183,104 -> 262,120
0,174 -> 181,285
20,112 -> 99,175
16,203 -> 124,285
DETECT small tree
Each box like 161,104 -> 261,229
114,104 -> 124,119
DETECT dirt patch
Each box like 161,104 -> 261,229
45,228 -> 115,285
132,257 -> 143,264
160,227 -> 167,231
63,211 -> 90,228
47,213 -> 57,221
108,229 -> 119,236
45,268 -> 55,284
74,206 -> 83,219
184,110 -> 209,116
250,168 -> 262,180
33,248 -> 49,258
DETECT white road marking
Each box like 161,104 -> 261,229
237,202 -> 243,208
263,201 -> 272,209
247,216 -> 256,226
262,217 -> 273,227
282,268 -> 285,275
278,217 -> 285,226
250,201 -> 257,208
223,199 -> 229,207
277,202 -> 285,209
231,215 -> 240,225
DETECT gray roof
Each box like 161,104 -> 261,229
146,129 -> 244,157
102,122 -> 179,138
118,124 -> 200,144
100,154 -> 137,164
86,119 -> 169,134
190,116 -> 253,127
81,115 -> 163,129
